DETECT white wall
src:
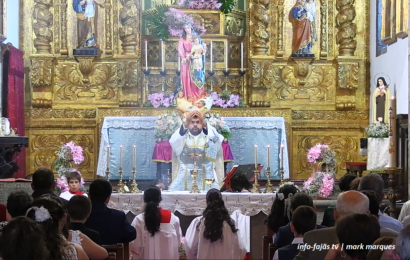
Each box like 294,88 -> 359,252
6,1 -> 19,47
370,1 -> 408,115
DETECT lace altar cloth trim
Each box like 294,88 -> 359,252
108,191 -> 276,216
367,138 -> 389,170
97,117 -> 289,179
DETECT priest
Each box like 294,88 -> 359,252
169,110 -> 224,191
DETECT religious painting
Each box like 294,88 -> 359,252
395,0 -> 408,38
381,0 -> 397,45
376,0 -> 388,56
284,0 -> 320,58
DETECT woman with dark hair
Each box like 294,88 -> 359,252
265,184 -> 299,237
371,76 -> 391,123
130,186 -> 181,259
26,196 -> 89,260
0,216 -> 50,260
184,189 -> 246,259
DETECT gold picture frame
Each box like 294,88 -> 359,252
381,0 -> 397,45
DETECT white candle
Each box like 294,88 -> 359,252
267,145 -> 270,168
225,41 -> 228,71
254,145 -> 258,169
107,145 -> 110,171
161,41 -> 164,71
145,41 -> 148,70
178,56 -> 180,71
240,42 -> 244,71
133,145 -> 136,169
280,144 -> 284,169
210,41 -> 213,71
119,145 -> 123,169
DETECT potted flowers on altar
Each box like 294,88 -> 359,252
303,144 -> 337,199
55,141 -> 85,194
146,93 -> 175,108
211,91 -> 245,109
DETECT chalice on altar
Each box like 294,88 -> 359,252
205,178 -> 215,190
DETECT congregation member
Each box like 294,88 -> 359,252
266,183 -> 299,238
0,190 -> 32,233
67,195 -> 101,245
273,206 -> 317,260
366,236 -> 395,260
0,203 -> 6,222
324,214 -> 381,260
130,186 -> 181,259
31,167 -> 68,205
274,192 -> 325,248
358,173 -> 403,232
26,196 -> 88,260
85,179 -> 136,245
393,225 -> 410,260
321,173 -> 357,227
294,190 -> 397,260
60,171 -> 88,201
0,216 -> 51,260
184,189 -> 246,259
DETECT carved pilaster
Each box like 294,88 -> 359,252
336,0 -> 357,56
105,3 -> 112,56
337,61 -> 359,89
250,0 -> 270,56
33,0 -> 53,54
60,0 -> 68,55
276,0 -> 284,59
320,0 -> 328,59
119,0 -> 138,55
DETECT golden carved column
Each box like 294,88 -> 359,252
319,0 -> 328,59
105,3 -> 113,56
250,0 -> 270,56
33,0 -> 53,54
60,0 -> 68,55
336,0 -> 357,56
119,0 -> 139,55
276,0 -> 284,59
30,58 -> 54,108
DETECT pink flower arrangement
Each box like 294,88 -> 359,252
307,144 -> 329,163
147,93 -> 174,108
65,141 -> 84,165
319,173 -> 335,198
164,8 -> 206,37
178,0 -> 222,10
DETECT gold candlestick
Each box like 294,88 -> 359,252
106,145 -> 110,181
264,167 -> 274,193
117,167 -> 125,193
105,168 -> 110,181
131,167 -> 141,193
279,167 -> 285,185
250,169 -> 261,193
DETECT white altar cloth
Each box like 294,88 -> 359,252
97,116 -> 289,180
109,191 -> 275,216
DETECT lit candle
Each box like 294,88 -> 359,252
225,40 -> 228,71
133,145 -> 136,169
240,42 -> 244,71
210,41 -> 213,71
119,145 -> 123,169
254,145 -> 258,169
145,40 -> 148,70
267,145 -> 270,168
161,40 -> 164,71
178,56 -> 180,72
107,145 -> 110,171
389,96 -> 397,167
280,144 -> 284,169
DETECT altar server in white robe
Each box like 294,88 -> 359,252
184,189 -> 247,260
169,110 -> 224,191
129,186 -> 182,260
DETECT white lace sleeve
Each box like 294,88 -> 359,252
70,230 -> 83,245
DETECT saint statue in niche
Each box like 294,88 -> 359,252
371,76 -> 391,124
72,0 -> 105,48
289,0 -> 316,57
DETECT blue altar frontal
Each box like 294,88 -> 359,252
97,117 -> 289,181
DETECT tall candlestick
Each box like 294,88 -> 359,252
106,145 -> 110,171
240,42 -> 244,71
254,145 -> 258,169
267,145 -> 270,168
145,41 -> 148,70
161,40 -> 164,71
133,145 -> 136,169
389,96 -> 397,167
280,144 -> 284,168
119,145 -> 123,169
225,41 -> 228,71
210,41 -> 213,71
178,56 -> 180,71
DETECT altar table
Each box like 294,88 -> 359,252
97,116 -> 289,180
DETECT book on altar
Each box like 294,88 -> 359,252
221,164 -> 264,191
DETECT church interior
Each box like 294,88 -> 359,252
0,0 -> 409,259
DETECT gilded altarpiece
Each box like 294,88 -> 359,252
21,0 -> 370,180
